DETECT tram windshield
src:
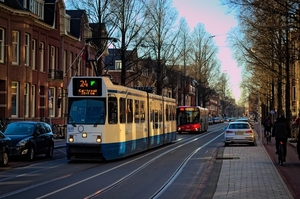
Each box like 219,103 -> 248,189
176,107 -> 200,126
68,98 -> 105,125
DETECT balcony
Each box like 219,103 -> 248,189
48,69 -> 63,80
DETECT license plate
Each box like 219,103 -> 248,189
186,129 -> 190,131
236,132 -> 244,135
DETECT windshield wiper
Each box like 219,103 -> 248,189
68,115 -> 77,127
93,114 -> 104,127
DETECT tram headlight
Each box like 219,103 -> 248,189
69,135 -> 74,142
82,132 -> 87,138
96,135 -> 102,143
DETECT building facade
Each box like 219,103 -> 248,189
0,0 -> 93,126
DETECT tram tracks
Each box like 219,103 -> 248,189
83,128 -> 224,199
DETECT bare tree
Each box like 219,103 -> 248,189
143,0 -> 179,95
189,23 -> 221,107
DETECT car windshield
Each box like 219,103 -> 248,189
4,123 -> 35,135
228,123 -> 250,129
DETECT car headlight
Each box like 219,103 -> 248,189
17,139 -> 29,147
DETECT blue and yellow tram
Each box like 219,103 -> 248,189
66,76 -> 177,161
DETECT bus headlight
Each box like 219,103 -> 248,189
82,132 -> 87,138
96,135 -> 102,143
69,135 -> 74,142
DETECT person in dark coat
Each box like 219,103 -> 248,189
264,116 -> 272,137
272,115 -> 291,162
298,131 -> 300,160
294,114 -> 300,160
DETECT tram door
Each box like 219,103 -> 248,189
149,99 -> 163,148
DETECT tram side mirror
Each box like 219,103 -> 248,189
57,97 -> 62,109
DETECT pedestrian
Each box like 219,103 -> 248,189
294,113 -> 300,160
272,115 -> 291,162
297,131 -> 300,160
264,116 -> 272,138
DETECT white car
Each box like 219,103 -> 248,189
224,121 -> 255,146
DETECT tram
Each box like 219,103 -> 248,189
66,76 -> 177,161
176,106 -> 209,133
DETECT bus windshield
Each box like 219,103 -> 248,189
68,98 -> 105,125
177,108 -> 200,125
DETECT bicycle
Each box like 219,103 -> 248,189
266,131 -> 272,145
278,141 -> 284,166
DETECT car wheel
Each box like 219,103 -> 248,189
46,145 -> 54,158
27,147 -> 35,161
1,150 -> 9,166
225,143 -> 229,146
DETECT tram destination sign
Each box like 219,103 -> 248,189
72,78 -> 102,96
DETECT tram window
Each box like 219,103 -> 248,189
120,98 -> 126,123
134,100 -> 140,123
166,105 -> 169,121
159,110 -> 162,123
108,97 -> 118,124
127,99 -> 133,123
141,101 -> 145,123
150,109 -> 154,122
171,106 -> 175,120
154,110 -> 159,129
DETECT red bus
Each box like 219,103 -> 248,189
176,106 -> 209,133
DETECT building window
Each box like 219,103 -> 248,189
29,0 -> 33,12
33,0 -> 45,20
40,42 -> 44,71
31,85 -> 35,117
69,52 -> 73,77
50,46 -> 55,79
115,60 -> 122,70
65,14 -> 71,33
23,0 -> 27,8
32,39 -> 36,69
24,83 -> 29,117
25,34 -> 30,66
0,28 -> 4,63
58,88 -> 62,117
51,46 -> 55,69
11,81 -> 19,117
63,50 -> 67,76
62,88 -> 67,115
12,31 -> 19,65
49,87 -> 55,117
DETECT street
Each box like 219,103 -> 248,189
1,123 -> 300,199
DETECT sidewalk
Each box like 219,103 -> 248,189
213,128 -> 293,199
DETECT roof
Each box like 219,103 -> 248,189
0,0 -> 24,10
66,10 -> 86,38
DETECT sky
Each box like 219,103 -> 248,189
172,0 -> 242,102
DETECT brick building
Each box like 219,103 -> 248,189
0,0 -> 94,125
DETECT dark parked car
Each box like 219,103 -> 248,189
0,131 -> 11,166
4,121 -> 54,161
